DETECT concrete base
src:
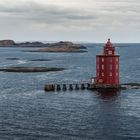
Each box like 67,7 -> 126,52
89,83 -> 140,90
88,84 -> 121,90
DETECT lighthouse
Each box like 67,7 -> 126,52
95,39 -> 120,85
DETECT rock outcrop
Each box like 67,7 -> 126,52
45,41 -> 86,49
0,40 -> 15,47
6,58 -> 51,61
0,40 -> 87,52
0,67 -> 65,73
15,41 -> 44,47
35,41 -> 87,53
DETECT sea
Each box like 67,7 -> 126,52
0,43 -> 140,140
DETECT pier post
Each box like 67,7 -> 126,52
69,84 -> 73,90
44,84 -> 55,91
81,84 -> 85,90
75,84 -> 79,90
87,83 -> 90,89
62,84 -> 67,91
56,84 -> 61,91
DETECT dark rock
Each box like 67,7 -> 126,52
6,58 -> 20,60
35,41 -> 87,53
15,41 -> 45,47
44,84 -> 55,91
6,57 -> 51,61
6,58 -> 51,62
31,59 -> 51,61
0,67 -> 65,73
0,40 -> 15,47
0,40 -> 87,53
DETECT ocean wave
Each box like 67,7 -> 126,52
2,64 -> 13,67
17,60 -> 27,64
21,90 -> 43,98
125,75 -> 131,79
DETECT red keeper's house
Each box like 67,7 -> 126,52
95,39 -> 120,85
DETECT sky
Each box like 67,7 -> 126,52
0,0 -> 140,42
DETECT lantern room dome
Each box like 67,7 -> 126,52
105,38 -> 113,48
104,38 -> 115,55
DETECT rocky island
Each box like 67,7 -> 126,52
0,67 -> 65,73
0,40 -> 15,47
0,40 -> 87,53
34,41 -> 87,53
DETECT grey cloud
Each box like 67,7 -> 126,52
0,0 -> 139,27
0,1 -> 97,23
0,0 -> 140,42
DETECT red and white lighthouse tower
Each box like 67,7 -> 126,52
96,39 -> 120,85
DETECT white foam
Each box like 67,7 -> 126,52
125,75 -> 131,79
17,60 -> 27,64
3,64 -> 13,67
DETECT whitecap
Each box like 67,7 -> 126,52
17,60 -> 27,64
125,75 -> 131,79
3,64 -> 13,67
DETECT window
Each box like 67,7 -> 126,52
116,65 -> 118,69
110,64 -> 112,70
116,72 -> 119,76
110,72 -> 112,77
110,58 -> 112,63
97,65 -> 99,69
102,58 -> 104,62
102,65 -> 104,70
102,72 -> 104,77
116,58 -> 119,62
109,51 -> 112,55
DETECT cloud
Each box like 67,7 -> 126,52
0,0 -> 140,42
0,1 -> 98,22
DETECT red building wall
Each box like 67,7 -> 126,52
96,39 -> 120,85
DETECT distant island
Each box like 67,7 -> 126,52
0,40 -> 87,53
